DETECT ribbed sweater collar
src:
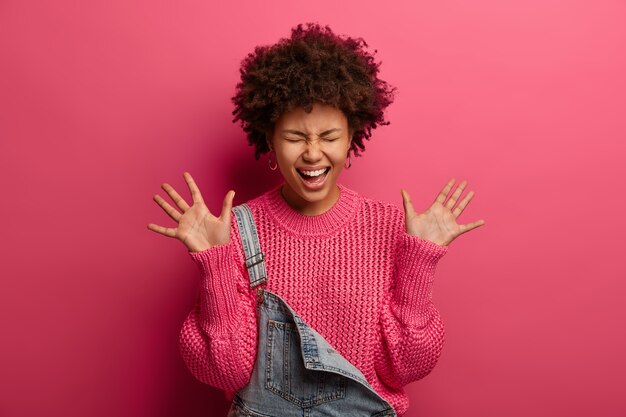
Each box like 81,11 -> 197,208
262,182 -> 361,237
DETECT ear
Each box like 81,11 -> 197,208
348,128 -> 353,149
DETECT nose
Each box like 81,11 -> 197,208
302,138 -> 323,162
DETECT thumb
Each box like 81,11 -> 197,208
400,188 -> 414,216
221,190 -> 235,220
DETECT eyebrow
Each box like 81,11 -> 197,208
282,128 -> 342,138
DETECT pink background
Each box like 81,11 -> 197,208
1,1 -> 625,416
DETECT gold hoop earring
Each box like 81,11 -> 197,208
344,153 -> 352,169
268,151 -> 278,171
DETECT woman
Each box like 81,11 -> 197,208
148,22 -> 485,416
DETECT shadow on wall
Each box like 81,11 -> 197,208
162,134 -> 280,416
167,363 -> 231,416
227,140 -> 284,204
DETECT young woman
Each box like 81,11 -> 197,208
148,22 -> 485,417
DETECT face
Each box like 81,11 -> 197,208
267,102 -> 353,216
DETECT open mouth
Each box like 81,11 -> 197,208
297,167 -> 330,180
296,167 -> 330,187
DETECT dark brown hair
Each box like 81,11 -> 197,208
231,22 -> 397,160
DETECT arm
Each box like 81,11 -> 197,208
375,178 -> 484,387
178,216 -> 257,393
374,228 -> 448,388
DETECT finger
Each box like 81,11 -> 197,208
161,183 -> 190,212
452,190 -> 475,218
445,179 -> 467,210
220,190 -> 235,220
153,194 -> 183,222
435,178 -> 456,205
183,172 -> 205,205
400,189 -> 415,216
147,223 -> 177,238
458,219 -> 486,235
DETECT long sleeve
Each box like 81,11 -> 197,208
178,215 -> 257,393
374,229 -> 449,389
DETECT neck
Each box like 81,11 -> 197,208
263,182 -> 360,237
280,183 -> 341,216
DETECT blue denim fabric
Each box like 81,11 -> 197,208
228,204 -> 396,417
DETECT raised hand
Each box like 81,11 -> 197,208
147,172 -> 235,252
400,178 -> 485,246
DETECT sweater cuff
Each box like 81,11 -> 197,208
392,233 -> 448,323
188,242 -> 240,333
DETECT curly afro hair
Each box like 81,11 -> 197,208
231,22 -> 397,160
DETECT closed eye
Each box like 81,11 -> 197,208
284,137 -> 339,143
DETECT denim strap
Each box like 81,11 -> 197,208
232,203 -> 267,289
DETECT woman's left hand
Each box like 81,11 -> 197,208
401,178 -> 486,246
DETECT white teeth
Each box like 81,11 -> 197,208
299,168 -> 328,177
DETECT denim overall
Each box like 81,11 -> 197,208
227,204 -> 396,417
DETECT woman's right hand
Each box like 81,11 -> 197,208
147,172 -> 235,252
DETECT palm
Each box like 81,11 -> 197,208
176,203 -> 230,251
401,178 -> 485,246
147,172 -> 235,252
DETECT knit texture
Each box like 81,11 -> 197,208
179,182 -> 448,417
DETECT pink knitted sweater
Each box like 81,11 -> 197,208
179,182 -> 449,416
